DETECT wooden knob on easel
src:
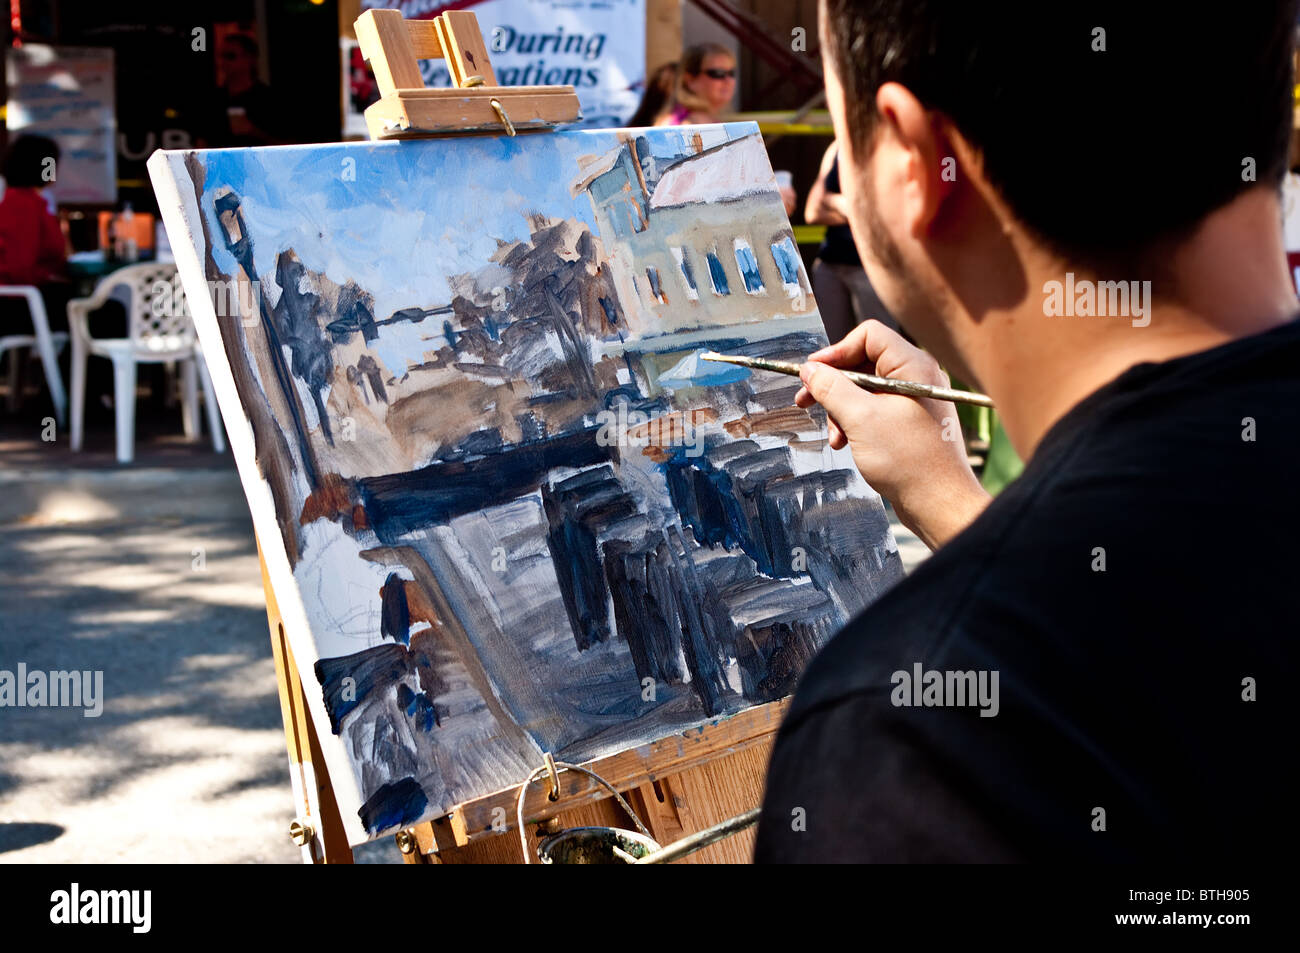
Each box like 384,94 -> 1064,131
288,819 -> 314,846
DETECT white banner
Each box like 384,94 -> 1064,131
5,45 -> 117,205
359,0 -> 645,129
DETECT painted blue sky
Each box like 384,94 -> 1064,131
196,124 -> 751,331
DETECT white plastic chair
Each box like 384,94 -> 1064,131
68,262 -> 225,464
0,285 -> 69,425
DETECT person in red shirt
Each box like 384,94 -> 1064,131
0,135 -> 68,289
0,131 -> 76,372
0,135 -> 120,421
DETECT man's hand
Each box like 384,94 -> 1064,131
795,320 -> 991,550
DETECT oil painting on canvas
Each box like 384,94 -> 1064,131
148,122 -> 904,843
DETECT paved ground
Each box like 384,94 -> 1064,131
0,400 -> 928,865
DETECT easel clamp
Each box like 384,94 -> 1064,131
354,9 -> 581,140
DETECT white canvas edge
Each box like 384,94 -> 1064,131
146,149 -> 371,846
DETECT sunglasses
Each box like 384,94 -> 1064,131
703,68 -> 736,80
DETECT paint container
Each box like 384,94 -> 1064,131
536,827 -> 661,864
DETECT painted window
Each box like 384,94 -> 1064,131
645,266 -> 667,304
706,250 -> 730,296
733,238 -> 765,294
770,237 -> 803,296
671,246 -> 699,301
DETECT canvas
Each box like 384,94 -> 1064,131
148,123 -> 905,844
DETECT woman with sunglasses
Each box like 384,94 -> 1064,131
656,43 -> 737,126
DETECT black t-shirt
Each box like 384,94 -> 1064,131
202,82 -> 279,148
756,319 -> 1300,862
816,156 -> 861,267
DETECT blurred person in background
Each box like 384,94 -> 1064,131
657,43 -> 736,126
0,134 -> 73,359
201,34 -> 277,148
0,135 -> 68,295
0,135 -> 124,419
629,62 -> 679,127
806,141 -> 897,342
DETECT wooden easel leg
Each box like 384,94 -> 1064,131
258,536 -> 354,864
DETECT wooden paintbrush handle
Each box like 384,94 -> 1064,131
840,369 -> 996,408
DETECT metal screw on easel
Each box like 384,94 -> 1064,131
288,819 -> 314,846
490,99 -> 516,137
459,73 -> 514,136
395,829 -> 418,854
531,755 -> 564,837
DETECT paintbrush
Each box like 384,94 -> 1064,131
700,352 -> 996,409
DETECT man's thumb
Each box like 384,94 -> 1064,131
800,361 -> 852,413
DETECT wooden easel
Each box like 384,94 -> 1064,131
354,7 -> 580,139
259,9 -> 786,865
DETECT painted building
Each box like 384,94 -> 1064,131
573,132 -> 812,338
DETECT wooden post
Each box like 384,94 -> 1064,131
339,0 -> 361,40
646,0 -> 684,75
259,536 -> 353,864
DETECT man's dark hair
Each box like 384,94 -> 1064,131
1,134 -> 60,189
822,1 -> 1299,269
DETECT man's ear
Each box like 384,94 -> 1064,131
874,82 -> 956,240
